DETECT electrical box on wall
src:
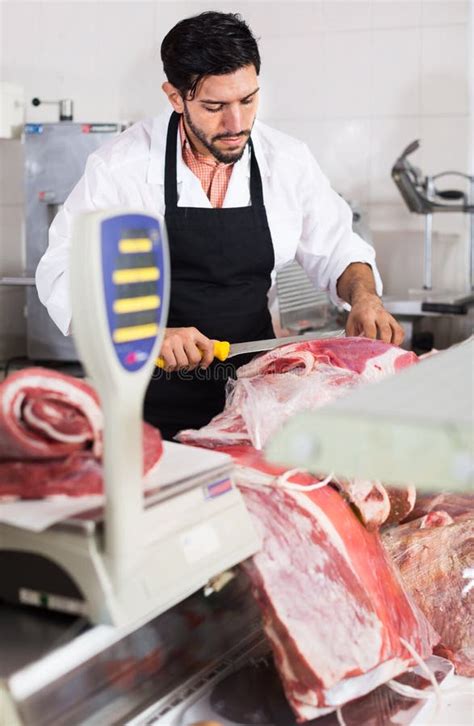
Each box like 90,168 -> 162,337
0,82 -> 24,138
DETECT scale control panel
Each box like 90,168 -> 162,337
101,213 -> 167,372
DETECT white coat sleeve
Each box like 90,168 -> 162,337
35,154 -> 121,335
295,145 -> 383,310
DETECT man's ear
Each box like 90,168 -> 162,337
162,82 -> 184,113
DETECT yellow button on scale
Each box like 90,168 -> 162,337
113,267 -> 160,284
113,295 -> 161,314
118,238 -> 152,254
113,323 -> 158,343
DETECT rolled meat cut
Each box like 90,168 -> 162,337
0,368 -> 163,499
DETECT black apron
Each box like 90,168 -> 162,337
144,111 -> 275,439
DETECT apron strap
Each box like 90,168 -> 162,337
164,111 -> 265,211
248,137 -> 264,208
164,111 -> 180,209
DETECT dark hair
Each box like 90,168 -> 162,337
161,11 -> 260,99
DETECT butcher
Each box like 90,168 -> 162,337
36,11 -> 404,440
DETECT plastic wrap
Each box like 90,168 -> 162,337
238,472 -> 438,721
383,495 -> 474,676
179,337 -> 417,451
178,337 -> 417,528
182,654 -> 454,726
236,363 -> 360,450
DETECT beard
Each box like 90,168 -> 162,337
183,102 -> 252,164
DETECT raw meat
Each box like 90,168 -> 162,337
239,474 -> 438,721
383,484 -> 417,526
331,478 -> 416,530
237,336 -> 417,379
179,337 -> 417,451
178,337 -> 418,528
383,502 -> 474,677
404,491 -> 474,523
0,368 -> 163,499
0,368 -> 103,459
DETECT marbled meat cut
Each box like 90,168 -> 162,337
0,368 -> 163,499
178,337 -> 418,528
240,480 -> 438,721
383,495 -> 474,676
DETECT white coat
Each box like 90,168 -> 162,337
36,108 -> 382,336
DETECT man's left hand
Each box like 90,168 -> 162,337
346,293 -> 404,345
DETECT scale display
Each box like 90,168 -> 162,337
100,213 -> 166,372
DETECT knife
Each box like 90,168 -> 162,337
155,329 -> 344,368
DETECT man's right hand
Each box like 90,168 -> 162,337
159,327 -> 215,371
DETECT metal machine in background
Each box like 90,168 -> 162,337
389,139 -> 474,315
0,97 -> 124,361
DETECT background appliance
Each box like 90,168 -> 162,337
0,97 -> 124,361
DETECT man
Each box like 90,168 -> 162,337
36,11 -> 403,440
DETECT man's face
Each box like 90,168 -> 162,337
181,65 -> 259,164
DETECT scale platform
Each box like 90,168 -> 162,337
0,442 -> 260,627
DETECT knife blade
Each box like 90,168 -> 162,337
156,329 -> 344,368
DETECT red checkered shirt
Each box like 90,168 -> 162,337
179,116 -> 234,208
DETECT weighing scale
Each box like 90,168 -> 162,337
0,210 -> 260,627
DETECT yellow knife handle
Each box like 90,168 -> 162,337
156,340 -> 230,368
213,340 -> 230,361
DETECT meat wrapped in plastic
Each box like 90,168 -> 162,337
190,654 -> 454,726
238,473 -> 438,721
383,493 -> 474,676
178,337 -> 418,528
180,336 -> 417,451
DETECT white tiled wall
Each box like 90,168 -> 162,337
0,0 -> 472,356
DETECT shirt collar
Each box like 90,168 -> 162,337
147,108 -> 268,185
179,115 -> 228,169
